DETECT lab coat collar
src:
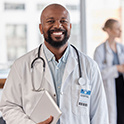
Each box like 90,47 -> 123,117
105,41 -> 113,54
116,43 -> 122,54
105,41 -> 122,55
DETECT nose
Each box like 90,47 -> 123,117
54,21 -> 62,28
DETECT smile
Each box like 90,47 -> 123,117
52,32 -> 63,36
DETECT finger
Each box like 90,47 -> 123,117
43,116 -> 53,124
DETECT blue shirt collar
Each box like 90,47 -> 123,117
43,43 -> 70,63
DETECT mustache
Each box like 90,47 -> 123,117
49,29 -> 66,33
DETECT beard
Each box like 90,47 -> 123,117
44,29 -> 70,48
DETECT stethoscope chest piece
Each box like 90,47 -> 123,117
78,78 -> 86,85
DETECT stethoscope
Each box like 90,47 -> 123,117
31,44 -> 82,92
103,42 -> 107,64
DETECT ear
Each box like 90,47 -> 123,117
39,24 -> 43,34
106,28 -> 112,34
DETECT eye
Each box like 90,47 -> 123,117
47,20 -> 55,23
60,20 -> 68,23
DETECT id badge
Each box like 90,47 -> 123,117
78,89 -> 91,107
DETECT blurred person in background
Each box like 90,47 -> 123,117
94,19 -> 124,124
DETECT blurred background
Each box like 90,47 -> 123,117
0,0 -> 124,116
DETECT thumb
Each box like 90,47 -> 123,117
43,116 -> 53,124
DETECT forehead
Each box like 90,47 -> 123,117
41,6 -> 70,21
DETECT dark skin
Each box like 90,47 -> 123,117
38,4 -> 71,124
39,4 -> 72,61
38,116 -> 53,124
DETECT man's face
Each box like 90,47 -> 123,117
40,6 -> 71,48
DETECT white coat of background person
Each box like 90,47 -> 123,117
0,4 -> 109,124
94,19 -> 124,124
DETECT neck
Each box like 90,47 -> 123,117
107,37 -> 115,45
107,37 -> 117,52
44,42 -> 68,61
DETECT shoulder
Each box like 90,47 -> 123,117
95,42 -> 105,52
70,45 -> 98,73
117,42 -> 124,50
79,51 -> 98,68
13,48 -> 38,68
93,42 -> 106,59
70,45 -> 97,67
78,50 -> 100,84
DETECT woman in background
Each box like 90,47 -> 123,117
94,19 -> 124,124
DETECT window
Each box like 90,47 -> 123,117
6,24 -> 27,61
66,3 -> 81,49
69,23 -> 81,49
66,5 -> 78,10
4,3 -> 25,10
37,4 -> 45,11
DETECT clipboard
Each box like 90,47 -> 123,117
30,90 -> 62,124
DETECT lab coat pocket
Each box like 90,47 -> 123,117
71,78 -> 91,116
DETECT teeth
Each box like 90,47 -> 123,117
53,32 -> 62,35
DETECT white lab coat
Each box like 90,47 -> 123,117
94,41 -> 124,124
0,45 -> 109,124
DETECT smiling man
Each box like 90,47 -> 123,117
39,4 -> 71,61
0,4 -> 109,124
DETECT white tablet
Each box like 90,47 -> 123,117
30,90 -> 62,124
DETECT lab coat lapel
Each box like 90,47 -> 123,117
117,43 -> 122,63
116,43 -> 124,64
44,62 -> 55,91
106,41 -> 112,54
40,46 -> 55,92
62,47 -> 78,88
117,43 -> 121,54
105,41 -> 113,66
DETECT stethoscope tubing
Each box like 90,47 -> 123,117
70,44 -> 82,77
31,44 -> 82,92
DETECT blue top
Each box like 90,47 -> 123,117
112,50 -> 122,76
112,50 -> 119,65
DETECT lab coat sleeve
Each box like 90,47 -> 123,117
90,63 -> 109,124
94,48 -> 118,80
0,63 -> 36,124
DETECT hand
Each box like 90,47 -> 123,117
38,116 -> 53,124
117,64 -> 124,73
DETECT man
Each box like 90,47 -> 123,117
0,4 -> 109,124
